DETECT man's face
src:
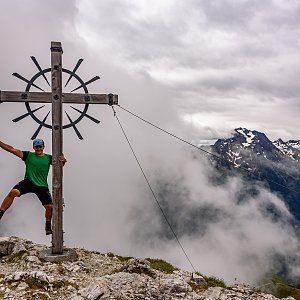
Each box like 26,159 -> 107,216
33,145 -> 45,155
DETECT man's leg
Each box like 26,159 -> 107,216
0,189 -> 21,220
44,204 -> 53,222
35,186 -> 53,235
43,204 -> 53,235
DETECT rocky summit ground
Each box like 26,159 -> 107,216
0,236 -> 296,300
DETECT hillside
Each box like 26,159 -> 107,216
0,236 -> 298,300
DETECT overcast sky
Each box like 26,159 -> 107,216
1,0 -> 300,284
1,0 -> 300,140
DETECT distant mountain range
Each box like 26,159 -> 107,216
209,128 -> 300,222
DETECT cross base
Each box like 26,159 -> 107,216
39,248 -> 78,263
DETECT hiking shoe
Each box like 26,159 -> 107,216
45,221 -> 52,235
46,228 -> 52,235
0,210 -> 5,220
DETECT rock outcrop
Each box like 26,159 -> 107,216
0,236 -> 296,300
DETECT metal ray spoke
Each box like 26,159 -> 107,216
70,76 -> 100,92
65,59 -> 83,88
65,111 -> 83,140
12,105 -> 45,122
12,73 -> 45,92
31,111 -> 50,140
30,56 -> 50,86
70,106 -> 100,123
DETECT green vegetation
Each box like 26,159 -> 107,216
106,252 -> 133,262
0,250 -> 29,262
31,293 -> 49,300
21,276 -> 79,292
128,266 -> 156,278
189,273 -> 227,293
145,258 -> 177,274
116,255 -> 134,262
204,275 -> 226,288
106,252 -> 115,258
52,280 -> 79,290
258,275 -> 300,299
24,277 -> 48,290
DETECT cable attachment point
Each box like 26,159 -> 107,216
111,105 -> 116,117
108,93 -> 114,106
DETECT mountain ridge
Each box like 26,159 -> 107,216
209,127 -> 300,221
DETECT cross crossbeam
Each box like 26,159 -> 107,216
0,91 -> 118,105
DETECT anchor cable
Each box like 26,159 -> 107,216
116,105 -> 300,195
111,105 -> 197,273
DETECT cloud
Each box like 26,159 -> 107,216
123,150 -> 300,284
73,0 -> 300,140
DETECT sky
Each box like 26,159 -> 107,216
0,0 -> 300,285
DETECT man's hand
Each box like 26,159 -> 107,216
59,154 -> 67,166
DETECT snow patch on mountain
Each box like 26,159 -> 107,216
273,138 -> 300,161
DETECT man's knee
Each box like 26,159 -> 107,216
43,204 -> 53,211
8,189 -> 20,198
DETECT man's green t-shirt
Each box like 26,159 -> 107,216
22,151 -> 52,187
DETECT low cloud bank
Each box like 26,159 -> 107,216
125,149 -> 300,285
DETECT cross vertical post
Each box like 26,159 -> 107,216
51,42 -> 64,254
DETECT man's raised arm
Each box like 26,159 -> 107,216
0,141 -> 23,159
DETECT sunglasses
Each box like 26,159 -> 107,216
34,145 -> 44,149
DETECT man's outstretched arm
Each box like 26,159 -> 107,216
0,141 -> 23,159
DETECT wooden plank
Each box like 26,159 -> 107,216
0,91 -> 118,105
63,93 -> 118,105
0,91 -> 51,103
51,41 -> 64,254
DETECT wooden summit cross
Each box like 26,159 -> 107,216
0,41 -> 118,255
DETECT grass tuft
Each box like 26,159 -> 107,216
24,277 -> 48,290
0,250 -> 29,262
106,252 -> 133,262
189,273 -> 226,293
145,258 -> 177,274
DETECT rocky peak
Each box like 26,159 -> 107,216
212,128 -> 283,169
0,236 -> 297,300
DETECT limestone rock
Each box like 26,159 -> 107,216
191,273 -> 206,285
73,283 -> 106,299
0,237 -> 14,256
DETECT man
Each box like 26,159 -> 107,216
0,139 -> 66,235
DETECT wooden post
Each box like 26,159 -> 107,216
51,42 -> 64,254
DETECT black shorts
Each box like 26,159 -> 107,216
13,179 -> 52,205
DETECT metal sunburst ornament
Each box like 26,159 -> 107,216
12,56 -> 101,140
